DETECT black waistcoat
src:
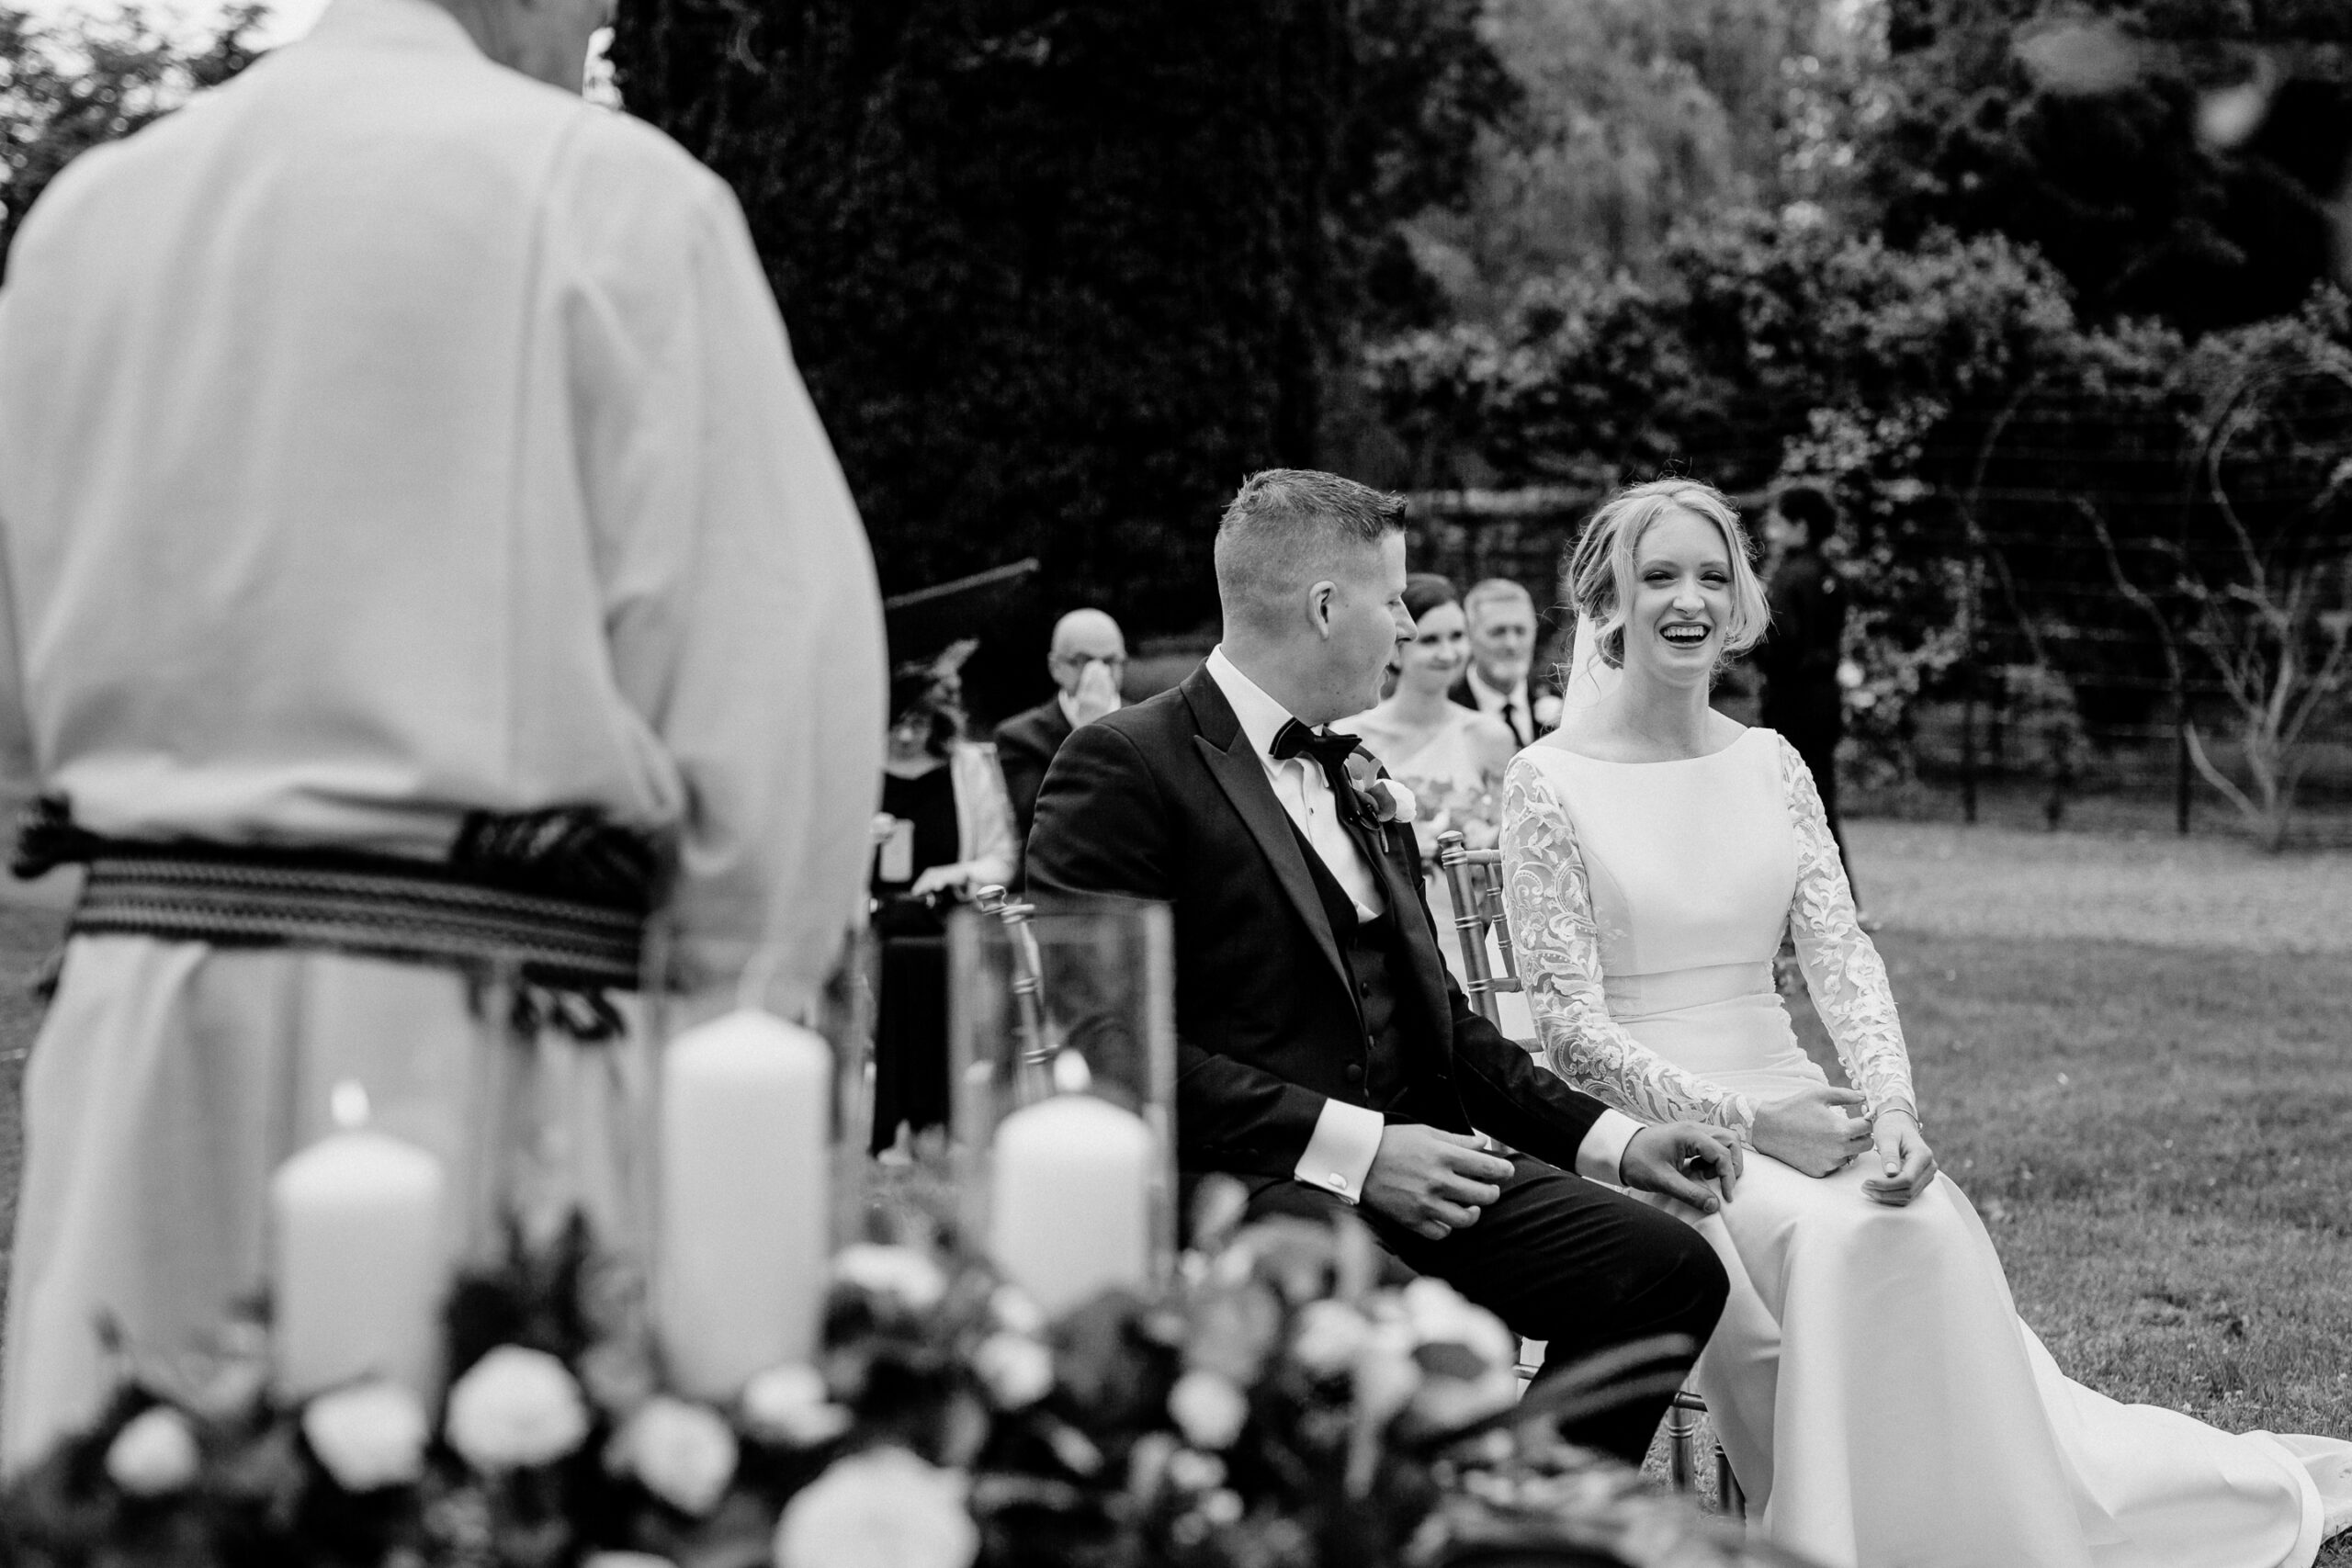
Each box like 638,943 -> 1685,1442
1283,817 -> 1417,1114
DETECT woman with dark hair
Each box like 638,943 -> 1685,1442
1337,572 -> 1529,1036
868,664 -> 1017,1152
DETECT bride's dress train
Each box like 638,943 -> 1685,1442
1501,731 -> 2352,1568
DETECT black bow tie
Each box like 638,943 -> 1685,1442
1271,720 -> 1374,826
1271,718 -> 1361,770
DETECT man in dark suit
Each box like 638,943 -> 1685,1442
994,608 -> 1126,854
1029,470 -> 1736,1465
1450,578 -> 1558,743
1757,485 -> 1854,889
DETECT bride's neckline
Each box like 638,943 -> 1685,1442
1534,725 -> 1759,767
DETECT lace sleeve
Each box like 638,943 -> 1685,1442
1500,755 -> 1759,1138
1773,735 -> 1917,1121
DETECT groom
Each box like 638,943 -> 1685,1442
1028,469 -> 1735,1463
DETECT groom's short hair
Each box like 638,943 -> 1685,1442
1213,469 -> 1405,625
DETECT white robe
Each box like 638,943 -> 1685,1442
0,0 -> 885,1470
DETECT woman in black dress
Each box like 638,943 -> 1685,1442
869,668 -> 1017,1151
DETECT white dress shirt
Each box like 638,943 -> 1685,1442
1204,649 -> 1637,1202
1465,664 -> 1534,745
0,0 -> 886,1007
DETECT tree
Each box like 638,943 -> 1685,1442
0,3 -> 268,270
1864,0 -> 2352,336
608,1 -> 1506,647
2086,290 -> 2352,850
1395,0 -> 1880,326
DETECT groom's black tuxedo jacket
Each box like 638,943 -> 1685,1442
1026,664 -> 1611,1186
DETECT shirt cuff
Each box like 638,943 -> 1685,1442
1575,1108 -> 1642,1184
1295,1098 -> 1386,1206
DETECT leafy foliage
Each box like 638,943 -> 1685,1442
1404,0 -> 1843,314
607,1 -> 1509,638
1864,0 -> 2352,335
0,3 -> 268,271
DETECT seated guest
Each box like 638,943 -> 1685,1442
1337,572 -> 1530,1041
994,609 -> 1126,853
870,666 -> 1017,1151
1027,468 -> 1737,1468
1451,577 -> 1558,744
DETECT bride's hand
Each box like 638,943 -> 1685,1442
1862,1109 -> 1937,1207
1750,1085 -> 1872,1177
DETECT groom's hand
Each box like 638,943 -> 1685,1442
1619,1123 -> 1743,1214
1363,1124 -> 1515,1241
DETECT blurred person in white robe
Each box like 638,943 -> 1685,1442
0,0 -> 884,1471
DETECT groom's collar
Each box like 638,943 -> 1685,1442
1204,647 -> 1296,764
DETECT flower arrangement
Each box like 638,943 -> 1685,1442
0,1196 -> 1802,1568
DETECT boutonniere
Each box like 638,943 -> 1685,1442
1532,693 -> 1564,731
1340,753 -> 1416,826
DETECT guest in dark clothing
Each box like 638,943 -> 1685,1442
870,667 -> 1018,1151
993,608 -> 1127,856
1757,484 -> 1854,889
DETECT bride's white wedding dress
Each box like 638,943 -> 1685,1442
1501,729 -> 2352,1568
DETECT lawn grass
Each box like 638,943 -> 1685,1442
1747,818 -> 2352,1559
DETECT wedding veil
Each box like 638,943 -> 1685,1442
1560,611 -> 1622,715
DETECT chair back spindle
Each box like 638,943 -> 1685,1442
973,885 -> 1056,1102
1435,831 -> 1522,1029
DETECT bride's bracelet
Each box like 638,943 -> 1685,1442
1872,1104 -> 1924,1134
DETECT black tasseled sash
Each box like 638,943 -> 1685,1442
14,797 -> 663,1032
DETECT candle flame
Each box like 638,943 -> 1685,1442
330,1081 -> 370,1131
1051,1049 -> 1091,1095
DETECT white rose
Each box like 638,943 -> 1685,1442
105,1406 -> 199,1496
302,1380 -> 429,1492
1532,694 -> 1564,729
1397,1280 -> 1521,1428
1164,1448 -> 1226,1493
831,1245 -> 947,1313
1399,1279 -> 1517,1369
1374,780 -> 1416,823
741,1363 -> 854,1448
444,1346 -> 591,1472
773,1447 -> 978,1568
1166,1371 -> 1248,1451
1352,1321 -> 1423,1427
1290,1300 -> 1370,1378
609,1396 -> 738,1517
970,1333 -> 1053,1411
989,1284 -> 1046,1338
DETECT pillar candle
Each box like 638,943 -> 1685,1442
270,1084 -> 446,1403
657,1010 -> 831,1402
989,1091 -> 1153,1315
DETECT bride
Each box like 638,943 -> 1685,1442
1499,478 -> 2352,1568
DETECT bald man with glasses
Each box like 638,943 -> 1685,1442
995,609 -> 1128,857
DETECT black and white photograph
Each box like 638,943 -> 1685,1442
0,0 -> 2346,1563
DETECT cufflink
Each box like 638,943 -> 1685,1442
1324,1171 -> 1350,1193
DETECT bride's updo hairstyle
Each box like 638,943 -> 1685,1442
1563,478 -> 1769,670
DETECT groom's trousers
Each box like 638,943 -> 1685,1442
1245,1155 -> 1727,1466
